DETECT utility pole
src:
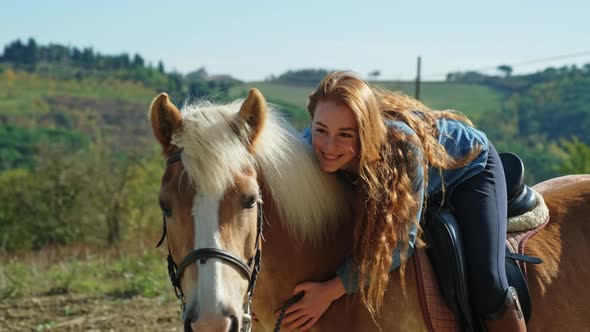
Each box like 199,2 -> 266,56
415,56 -> 422,100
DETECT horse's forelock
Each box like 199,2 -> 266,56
171,101 -> 254,196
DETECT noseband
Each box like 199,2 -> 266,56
156,151 -> 263,332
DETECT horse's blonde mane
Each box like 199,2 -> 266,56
171,99 -> 351,241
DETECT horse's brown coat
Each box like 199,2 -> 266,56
526,176 -> 590,331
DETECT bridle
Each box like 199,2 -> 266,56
156,151 -> 263,332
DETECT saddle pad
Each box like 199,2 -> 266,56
506,212 -> 550,276
413,247 -> 459,332
507,189 -> 548,232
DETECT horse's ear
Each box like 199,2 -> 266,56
150,93 -> 182,153
238,88 -> 267,150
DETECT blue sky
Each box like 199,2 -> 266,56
2,0 -> 589,81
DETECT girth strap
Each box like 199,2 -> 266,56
506,251 -> 542,265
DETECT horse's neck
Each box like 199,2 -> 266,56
261,197 -> 354,286
252,189 -> 353,324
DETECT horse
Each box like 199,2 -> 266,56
149,89 -> 590,331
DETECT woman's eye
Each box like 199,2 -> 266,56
314,128 -> 327,134
339,133 -> 353,138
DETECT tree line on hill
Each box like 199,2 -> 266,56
266,68 -> 381,85
266,68 -> 331,86
2,38 -> 156,71
447,64 -> 590,94
0,38 -> 242,103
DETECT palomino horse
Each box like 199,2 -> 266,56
150,89 -> 590,331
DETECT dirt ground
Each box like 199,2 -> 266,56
0,294 -> 182,331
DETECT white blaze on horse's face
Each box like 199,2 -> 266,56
187,172 -> 260,331
192,193 -> 227,319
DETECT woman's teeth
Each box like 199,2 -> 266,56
323,153 -> 340,160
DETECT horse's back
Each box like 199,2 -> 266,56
533,174 -> 590,195
526,174 -> 590,331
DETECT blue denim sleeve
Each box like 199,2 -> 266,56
302,127 -> 312,145
335,141 -> 424,295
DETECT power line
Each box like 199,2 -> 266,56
421,50 -> 590,79
511,50 -> 590,66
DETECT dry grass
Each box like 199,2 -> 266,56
0,232 -> 173,300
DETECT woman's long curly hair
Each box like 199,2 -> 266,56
307,71 -> 482,317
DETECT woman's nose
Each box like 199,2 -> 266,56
322,136 -> 338,152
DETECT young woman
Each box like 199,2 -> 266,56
277,71 -> 526,331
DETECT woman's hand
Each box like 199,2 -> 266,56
275,277 -> 346,331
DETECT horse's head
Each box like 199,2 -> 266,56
150,90 -> 268,332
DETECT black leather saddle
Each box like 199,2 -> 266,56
422,152 -> 541,331
500,152 -> 537,217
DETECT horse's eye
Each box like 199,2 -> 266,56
159,200 -> 173,217
243,195 -> 258,209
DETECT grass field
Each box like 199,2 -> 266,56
375,81 -> 503,121
0,236 -> 172,301
0,237 -> 180,331
231,80 -> 503,127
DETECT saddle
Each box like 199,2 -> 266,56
421,152 -> 546,332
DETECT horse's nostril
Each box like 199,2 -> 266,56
229,315 -> 239,332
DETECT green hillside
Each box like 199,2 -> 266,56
0,69 -> 155,117
375,81 -> 503,121
230,82 -> 314,108
231,81 -> 503,126
0,68 -> 157,158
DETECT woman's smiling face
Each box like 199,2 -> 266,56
311,99 -> 360,173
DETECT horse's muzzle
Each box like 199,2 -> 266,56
185,314 -> 239,332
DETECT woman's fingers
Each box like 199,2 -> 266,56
281,308 -> 305,324
285,313 -> 313,330
273,280 -> 336,330
275,300 -> 302,318
298,316 -> 320,331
